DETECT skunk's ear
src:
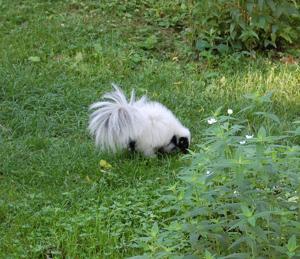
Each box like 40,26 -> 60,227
178,137 -> 189,153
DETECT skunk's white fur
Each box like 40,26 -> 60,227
88,84 -> 190,157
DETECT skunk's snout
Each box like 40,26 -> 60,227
181,148 -> 188,154
178,137 -> 189,154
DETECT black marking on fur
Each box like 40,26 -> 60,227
129,140 -> 136,152
177,137 -> 189,153
170,135 -> 177,145
157,147 -> 165,154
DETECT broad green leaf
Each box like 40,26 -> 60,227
99,159 -> 112,169
216,44 -> 229,54
229,236 -> 250,250
272,25 -> 278,33
257,126 -> 267,139
258,16 -> 266,29
267,0 -> 276,12
264,39 -> 276,48
75,52 -> 83,62
254,112 -> 280,123
247,216 -> 256,227
270,245 -> 286,254
189,232 -> 200,247
258,0 -> 265,11
239,30 -> 259,41
28,56 -> 41,62
271,25 -> 278,43
287,235 -> 298,252
246,3 -> 254,13
185,207 -> 208,217
271,33 -> 277,43
230,23 -> 235,34
167,221 -> 182,231
204,250 -> 215,259
151,222 -> 159,237
142,35 -> 158,50
241,205 -> 253,217
274,5 -> 283,18
279,32 -> 293,43
196,39 -> 210,51
253,211 -> 271,220
293,127 -> 300,135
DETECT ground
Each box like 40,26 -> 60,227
0,1 -> 299,258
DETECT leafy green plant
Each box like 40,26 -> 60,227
192,0 -> 300,55
131,94 -> 300,258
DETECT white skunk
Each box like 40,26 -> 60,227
88,84 -> 190,157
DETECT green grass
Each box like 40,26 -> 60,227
0,0 -> 299,258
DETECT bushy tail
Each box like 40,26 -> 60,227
88,84 -> 145,152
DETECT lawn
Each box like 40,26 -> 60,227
0,0 -> 299,258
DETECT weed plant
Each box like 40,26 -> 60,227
131,94 -> 300,258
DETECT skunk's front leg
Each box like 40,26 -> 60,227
143,148 -> 156,158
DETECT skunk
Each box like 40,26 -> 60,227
88,84 -> 190,157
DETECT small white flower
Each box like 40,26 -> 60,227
233,190 -> 239,196
239,140 -> 246,145
227,109 -> 233,115
207,118 -> 217,125
245,134 -> 254,139
206,170 -> 211,175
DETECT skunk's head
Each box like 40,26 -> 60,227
177,136 -> 190,153
169,127 -> 191,154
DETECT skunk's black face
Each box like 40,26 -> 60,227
169,135 -> 189,154
177,136 -> 189,153
154,135 -> 190,155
